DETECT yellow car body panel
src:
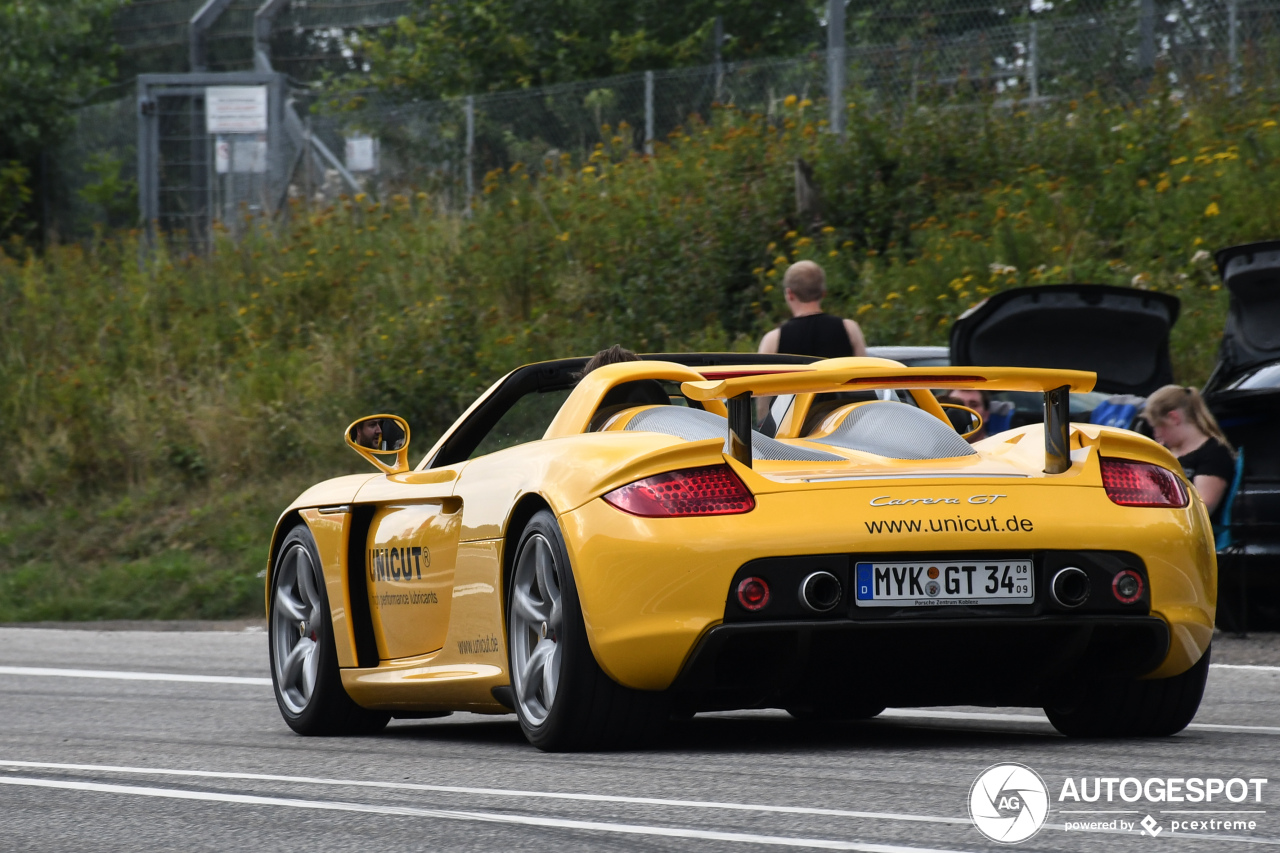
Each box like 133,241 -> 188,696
268,355 -> 1215,718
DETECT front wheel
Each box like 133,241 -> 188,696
269,525 -> 389,736
1045,645 -> 1211,738
507,510 -> 667,751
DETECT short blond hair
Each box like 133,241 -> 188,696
783,260 -> 826,302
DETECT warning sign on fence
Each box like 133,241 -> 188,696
206,87 -> 268,134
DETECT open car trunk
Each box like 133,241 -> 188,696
1205,243 -> 1280,630
950,284 -> 1181,397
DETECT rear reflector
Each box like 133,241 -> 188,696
737,577 -> 770,610
1112,569 -> 1144,604
1099,457 -> 1188,508
603,464 -> 755,518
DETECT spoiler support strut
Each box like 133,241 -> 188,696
727,393 -> 753,467
1044,384 -> 1071,474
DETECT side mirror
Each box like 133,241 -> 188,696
345,415 -> 411,473
938,403 -> 983,440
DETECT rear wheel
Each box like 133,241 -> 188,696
1045,645 -> 1211,738
507,510 -> 668,751
269,525 -> 389,736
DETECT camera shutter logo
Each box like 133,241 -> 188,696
969,763 -> 1050,843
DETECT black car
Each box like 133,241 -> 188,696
1207,242 -> 1280,630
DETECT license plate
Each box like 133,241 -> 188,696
854,560 -> 1034,607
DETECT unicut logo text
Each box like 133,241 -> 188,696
969,763 -> 1050,844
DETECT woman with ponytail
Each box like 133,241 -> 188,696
1141,385 -> 1236,519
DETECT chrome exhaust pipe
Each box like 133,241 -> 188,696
1050,567 -> 1091,608
799,571 -> 843,613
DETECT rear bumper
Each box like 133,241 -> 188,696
560,482 -> 1214,691
670,615 -> 1171,712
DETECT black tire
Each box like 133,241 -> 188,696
506,510 -> 668,751
1045,644 -> 1211,738
269,525 -> 390,736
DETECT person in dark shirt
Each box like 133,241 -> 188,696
1141,384 -> 1236,520
756,260 -> 867,420
757,260 -> 867,359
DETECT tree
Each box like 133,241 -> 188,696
0,0 -> 122,243
348,0 -> 823,100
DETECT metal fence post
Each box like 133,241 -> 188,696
1229,0 -> 1241,94
713,16 -> 724,101
1029,21 -> 1040,101
189,0 -> 235,71
827,0 -> 846,137
644,71 -> 655,155
1139,0 -> 1155,72
465,95 -> 475,210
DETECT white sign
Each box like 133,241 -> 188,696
345,135 -> 379,172
232,135 -> 269,173
214,136 -> 230,174
206,86 -> 268,134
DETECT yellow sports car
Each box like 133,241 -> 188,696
266,354 -> 1215,750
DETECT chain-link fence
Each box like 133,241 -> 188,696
51,1 -> 1280,246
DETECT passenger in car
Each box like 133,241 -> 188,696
579,345 -> 671,430
579,344 -> 640,377
1141,385 -> 1236,518
939,389 -> 991,442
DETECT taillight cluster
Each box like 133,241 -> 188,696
603,464 -> 755,518
1100,457 -> 1188,508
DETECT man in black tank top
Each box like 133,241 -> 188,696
757,260 -> 867,420
758,260 -> 867,358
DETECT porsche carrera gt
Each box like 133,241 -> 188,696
266,353 -> 1216,750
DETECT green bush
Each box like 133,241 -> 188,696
2,76 -> 1275,619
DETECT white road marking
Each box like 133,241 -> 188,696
5,770 -> 1278,846
0,760 -> 968,826
877,708 -> 1280,735
1211,664 -> 1280,672
0,775 -> 972,853
0,666 -> 271,686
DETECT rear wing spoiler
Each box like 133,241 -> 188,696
680,361 -> 1097,475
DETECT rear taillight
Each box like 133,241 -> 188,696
602,464 -> 755,518
1100,457 -> 1188,508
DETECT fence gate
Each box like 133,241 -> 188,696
138,72 -> 289,251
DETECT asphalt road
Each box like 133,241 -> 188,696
1,626 -> 1277,852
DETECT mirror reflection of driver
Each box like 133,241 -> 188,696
354,419 -> 383,449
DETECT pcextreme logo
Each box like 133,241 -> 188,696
969,763 -> 1050,844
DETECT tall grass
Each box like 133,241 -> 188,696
2,74 -> 1277,618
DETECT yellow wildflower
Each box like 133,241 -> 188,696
784,95 -> 798,108
1204,202 -> 1221,218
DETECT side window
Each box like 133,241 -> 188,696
468,387 -> 573,459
